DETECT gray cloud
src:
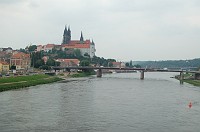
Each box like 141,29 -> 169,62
0,0 -> 200,61
0,0 -> 23,4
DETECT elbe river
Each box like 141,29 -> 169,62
0,72 -> 200,132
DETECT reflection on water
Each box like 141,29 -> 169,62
0,72 -> 200,132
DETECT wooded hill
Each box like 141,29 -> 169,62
132,58 -> 200,69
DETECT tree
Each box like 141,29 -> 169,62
40,65 -> 51,70
55,61 -> 61,66
84,53 -> 90,58
125,62 -> 130,67
46,58 -> 55,66
134,64 -> 141,68
80,60 -> 90,66
31,51 -> 43,67
19,48 -> 27,53
34,59 -> 45,68
28,45 -> 37,52
74,49 -> 82,58
130,60 -> 133,67
108,62 -> 113,67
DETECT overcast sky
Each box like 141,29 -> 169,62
0,0 -> 200,61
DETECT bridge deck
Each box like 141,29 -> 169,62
53,66 -> 200,73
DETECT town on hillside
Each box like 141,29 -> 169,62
0,26 -> 133,76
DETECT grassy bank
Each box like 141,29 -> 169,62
0,74 -> 63,92
175,73 -> 200,86
183,80 -> 200,86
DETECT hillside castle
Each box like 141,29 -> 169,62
37,26 -> 96,58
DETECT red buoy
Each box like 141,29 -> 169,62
188,102 -> 192,108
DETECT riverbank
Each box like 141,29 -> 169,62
183,80 -> 200,86
175,73 -> 200,86
0,74 -> 63,92
68,71 -> 95,78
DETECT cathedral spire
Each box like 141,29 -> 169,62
67,25 -> 71,37
80,31 -> 84,43
68,25 -> 70,31
62,25 -> 71,44
91,39 -> 95,45
64,25 -> 67,35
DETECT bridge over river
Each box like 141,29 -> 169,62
53,66 -> 200,80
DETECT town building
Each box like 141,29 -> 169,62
0,51 -> 12,63
112,62 -> 126,68
42,56 -> 49,64
56,59 -> 80,67
10,52 -> 31,70
0,47 -> 13,53
0,61 -> 9,72
36,44 -> 55,52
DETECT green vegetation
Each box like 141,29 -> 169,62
134,58 -> 200,68
175,73 -> 200,86
69,71 -> 95,78
183,80 -> 200,86
0,74 -> 63,92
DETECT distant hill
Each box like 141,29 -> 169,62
132,58 -> 200,69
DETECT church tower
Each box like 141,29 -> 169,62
80,31 -> 84,43
62,26 -> 71,44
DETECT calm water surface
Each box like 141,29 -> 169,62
0,72 -> 200,132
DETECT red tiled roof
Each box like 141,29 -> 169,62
0,61 -> 9,65
56,59 -> 80,65
62,40 -> 91,48
46,44 -> 55,48
42,56 -> 49,63
112,62 -> 121,65
69,41 -> 80,44
63,44 -> 90,49
12,52 -> 30,59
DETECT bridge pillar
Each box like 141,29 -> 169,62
180,72 -> 184,80
194,73 -> 200,80
97,69 -> 102,77
140,71 -> 144,80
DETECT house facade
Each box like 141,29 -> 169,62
0,61 -> 9,72
112,62 -> 126,68
37,44 -> 55,52
56,59 -> 80,67
10,52 -> 31,70
62,40 -> 95,58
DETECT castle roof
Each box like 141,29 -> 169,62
62,40 -> 91,49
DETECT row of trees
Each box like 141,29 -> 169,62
26,45 -> 141,70
136,59 -> 200,69
30,52 -> 60,70
26,44 -> 118,69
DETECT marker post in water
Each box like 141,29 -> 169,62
188,102 -> 192,108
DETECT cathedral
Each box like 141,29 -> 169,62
61,26 -> 96,58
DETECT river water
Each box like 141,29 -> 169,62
0,72 -> 200,132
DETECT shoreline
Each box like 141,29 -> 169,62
183,79 -> 200,86
175,74 -> 200,86
0,74 -> 63,92
0,72 -> 95,92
